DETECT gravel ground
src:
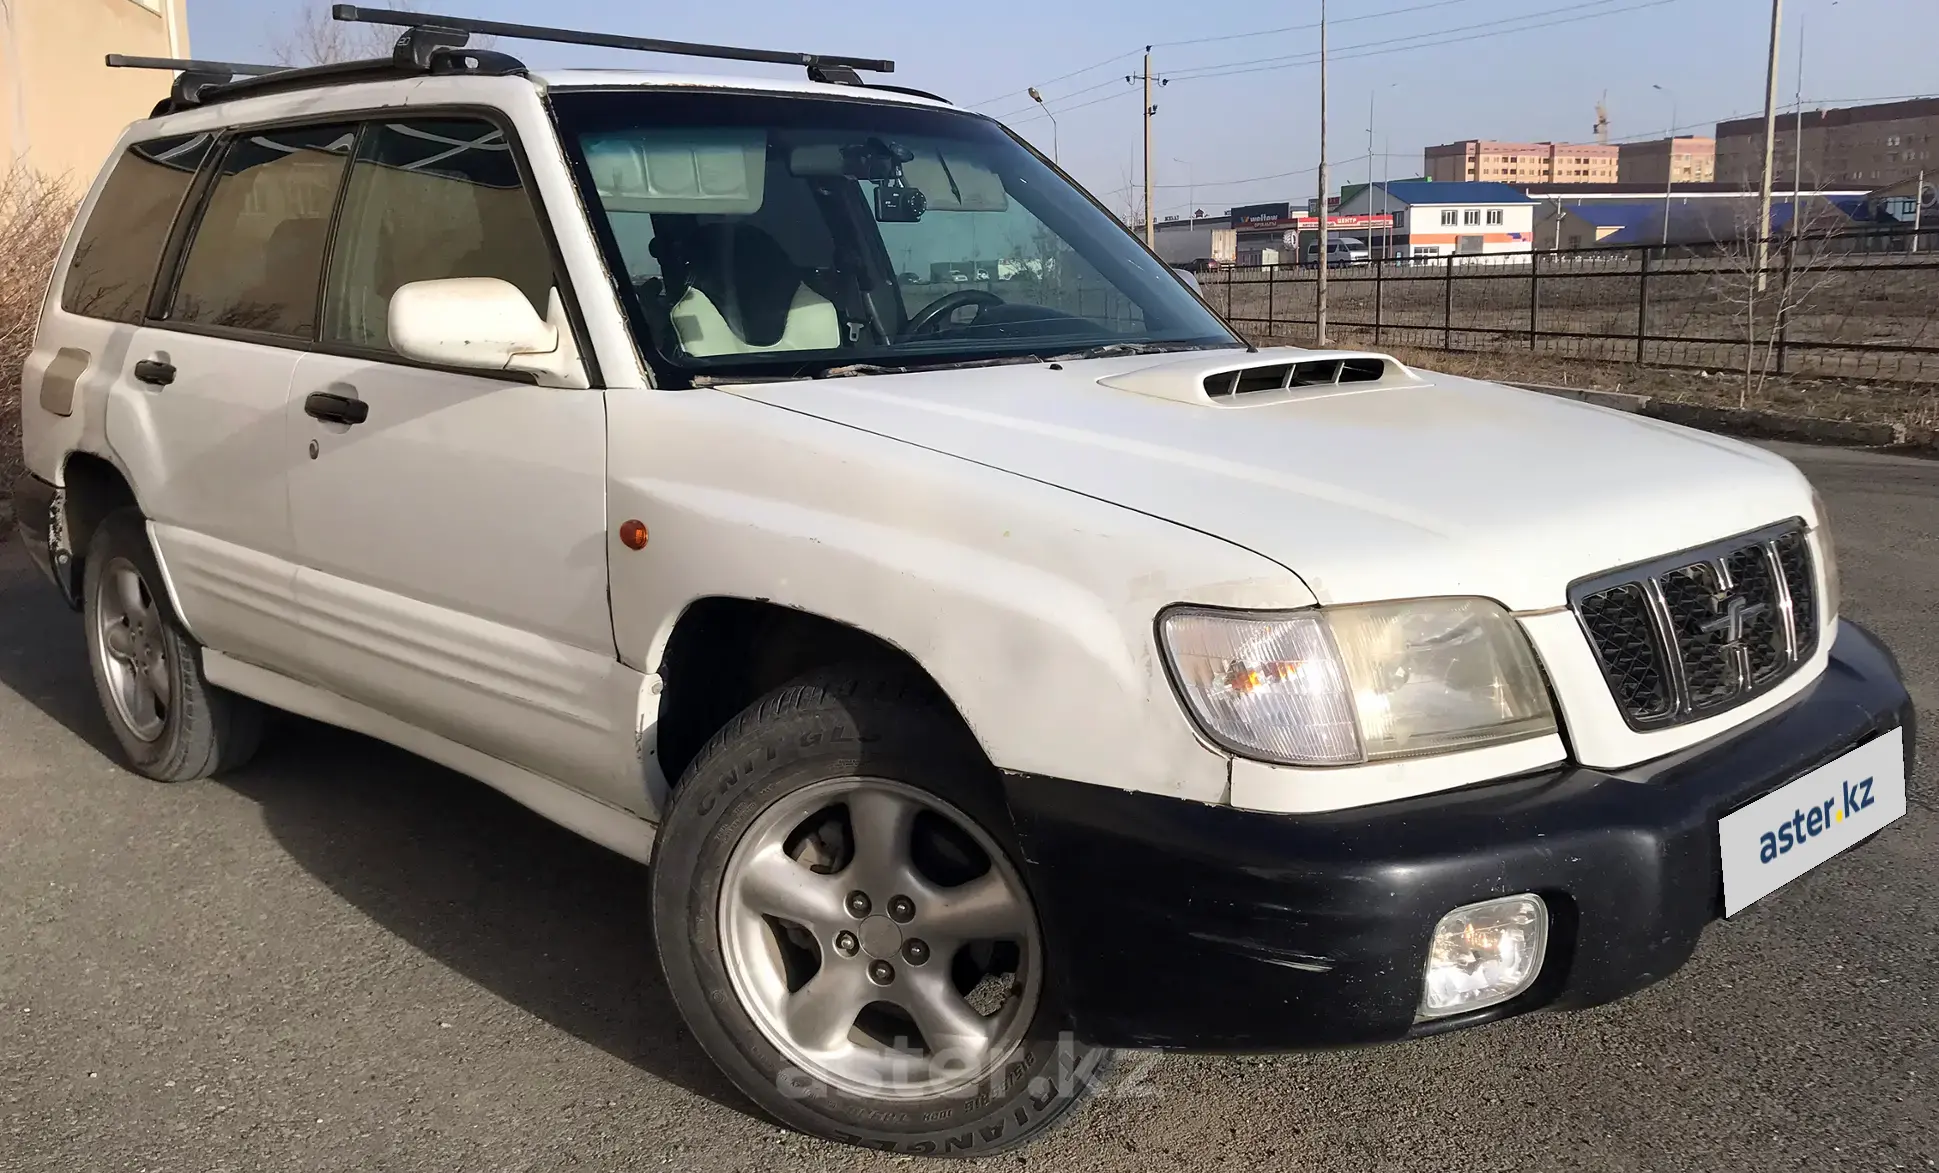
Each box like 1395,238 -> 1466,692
0,442 -> 1935,1173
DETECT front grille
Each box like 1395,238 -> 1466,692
1571,522 -> 1821,730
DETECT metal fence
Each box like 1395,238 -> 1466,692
1196,228 -> 1939,384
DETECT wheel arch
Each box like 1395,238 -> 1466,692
650,596 -> 986,791
46,450 -> 143,608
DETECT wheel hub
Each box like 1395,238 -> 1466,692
857,914 -> 902,960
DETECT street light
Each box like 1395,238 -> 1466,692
1653,83 -> 1677,248
1028,86 -> 1058,164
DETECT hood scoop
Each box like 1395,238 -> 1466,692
1097,347 -> 1422,408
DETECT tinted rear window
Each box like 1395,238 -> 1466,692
169,125 -> 357,339
61,135 -> 213,324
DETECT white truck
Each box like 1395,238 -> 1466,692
12,6 -> 1913,1157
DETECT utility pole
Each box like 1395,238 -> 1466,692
1143,47 -> 1155,247
1127,51 -> 1163,246
1316,0 -> 1330,345
1653,84 -> 1676,247
1791,18 -> 1806,236
1912,168 -> 1928,252
1755,0 -> 1783,291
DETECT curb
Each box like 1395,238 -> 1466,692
1509,381 -> 1921,450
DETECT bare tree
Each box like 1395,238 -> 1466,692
270,4 -> 407,66
0,165 -> 77,502
1702,194 -> 1851,406
270,2 -> 492,67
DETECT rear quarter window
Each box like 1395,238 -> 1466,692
61,135 -> 214,324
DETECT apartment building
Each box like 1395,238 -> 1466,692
1716,98 -> 1939,189
1616,135 -> 1716,186
1424,140 -> 1619,185
1,0 -> 190,182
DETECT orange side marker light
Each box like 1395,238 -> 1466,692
619,520 -> 649,550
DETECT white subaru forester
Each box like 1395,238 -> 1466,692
12,7 -> 1914,1157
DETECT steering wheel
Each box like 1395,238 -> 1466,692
906,289 -> 1004,335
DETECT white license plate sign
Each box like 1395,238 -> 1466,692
1719,727 -> 1906,917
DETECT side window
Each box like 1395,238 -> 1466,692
62,135 -> 214,324
321,118 -> 557,353
1439,209 -> 1457,226
169,124 -> 357,339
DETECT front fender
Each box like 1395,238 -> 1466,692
606,387 -> 1316,805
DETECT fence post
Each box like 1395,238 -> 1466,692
1443,252 -> 1455,350
1374,259 -> 1385,346
1775,235 -> 1796,376
1635,247 -> 1652,365
1267,265 -> 1276,337
1225,272 -> 1234,319
1528,251 -> 1540,351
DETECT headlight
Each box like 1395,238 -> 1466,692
1160,599 -> 1556,766
1810,488 -> 1840,624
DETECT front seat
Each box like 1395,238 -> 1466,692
667,224 -> 841,357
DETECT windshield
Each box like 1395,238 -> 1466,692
549,89 -> 1240,382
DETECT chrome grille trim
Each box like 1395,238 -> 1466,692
1570,520 -> 1819,731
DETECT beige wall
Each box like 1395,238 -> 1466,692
1,0 -> 190,186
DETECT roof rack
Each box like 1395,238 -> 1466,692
106,54 -> 290,111
331,5 -> 895,84
112,7 -> 915,116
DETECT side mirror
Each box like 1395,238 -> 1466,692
389,278 -> 588,389
1170,264 -> 1201,291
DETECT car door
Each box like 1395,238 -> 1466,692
284,116 -> 642,813
111,124 -> 358,667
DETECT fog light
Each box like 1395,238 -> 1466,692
1418,894 -> 1548,1020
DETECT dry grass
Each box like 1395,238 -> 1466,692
1,165 -> 77,511
1365,343 -> 1939,436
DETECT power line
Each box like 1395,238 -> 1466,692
964,48 -> 1141,110
1162,0 -> 1679,82
1150,0 -> 1484,50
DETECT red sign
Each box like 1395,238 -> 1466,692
1238,214 -> 1395,232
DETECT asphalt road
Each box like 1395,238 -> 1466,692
2,441 -> 1935,1173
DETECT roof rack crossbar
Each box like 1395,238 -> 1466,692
330,4 -> 894,74
106,54 -> 285,78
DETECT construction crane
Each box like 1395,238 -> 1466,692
1593,92 -> 1610,144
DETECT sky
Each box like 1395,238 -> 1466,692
186,0 -> 1939,219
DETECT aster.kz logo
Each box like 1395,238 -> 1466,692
1757,776 -> 1876,863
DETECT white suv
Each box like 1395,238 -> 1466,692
13,9 -> 1914,1157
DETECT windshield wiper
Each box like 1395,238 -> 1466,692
1043,341 -> 1246,362
813,354 -> 1050,379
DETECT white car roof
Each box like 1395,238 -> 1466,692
530,69 -> 955,110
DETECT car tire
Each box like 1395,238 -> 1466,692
651,668 -> 1114,1156
82,508 -> 264,781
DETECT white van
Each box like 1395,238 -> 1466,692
10,8 -> 1913,1158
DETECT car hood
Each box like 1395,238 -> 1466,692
725,349 -> 1816,610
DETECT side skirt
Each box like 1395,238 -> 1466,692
203,649 -> 659,864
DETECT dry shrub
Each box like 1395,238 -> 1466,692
1,165 -> 77,507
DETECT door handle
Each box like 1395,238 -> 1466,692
304,391 -> 369,426
133,359 -> 176,387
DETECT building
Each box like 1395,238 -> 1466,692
1716,97 -> 1939,190
1617,136 -> 1716,186
1536,193 -> 1876,251
1334,181 -> 1535,261
1424,140 -> 1619,185
1,0 -> 190,182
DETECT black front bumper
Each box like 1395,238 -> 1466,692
1003,620 -> 1914,1052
